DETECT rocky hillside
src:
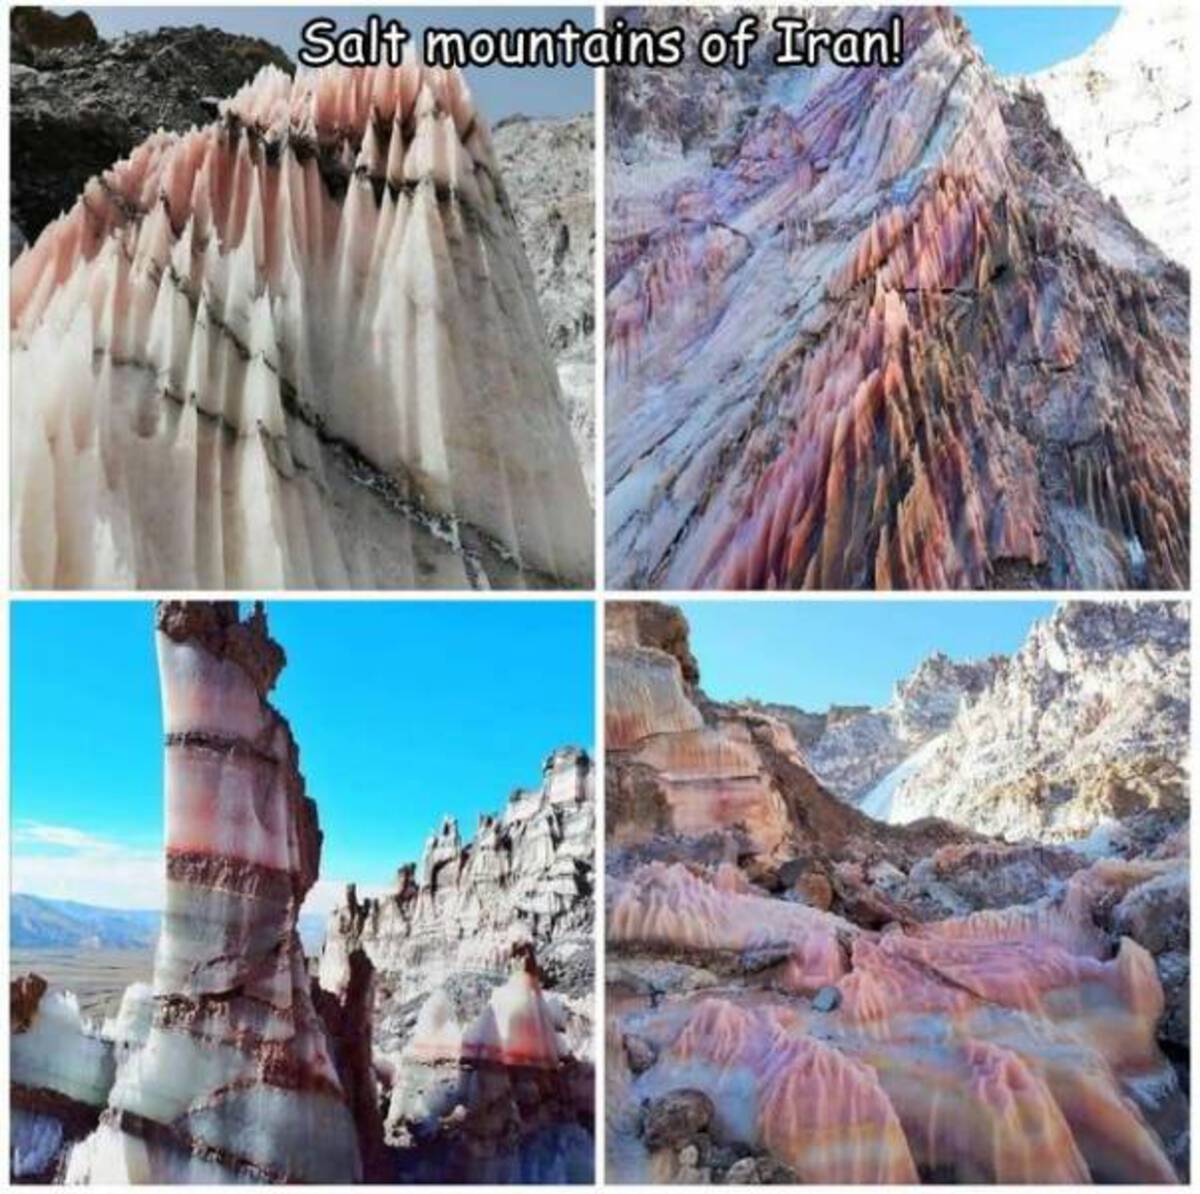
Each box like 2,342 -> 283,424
10,896 -> 158,951
887,602 -> 1189,842
749,651 -> 1001,802
494,115 -> 596,495
319,747 -> 596,1181
605,6 -> 1189,590
605,600 -> 1188,1183
1020,4 -> 1190,265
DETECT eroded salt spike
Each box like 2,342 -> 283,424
404,988 -> 465,1062
65,601 -> 361,1184
12,60 -> 592,591
462,964 -> 564,1069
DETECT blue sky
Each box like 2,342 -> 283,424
61,7 -> 593,118
957,7 -> 1119,74
680,600 -> 1054,710
11,601 -> 594,913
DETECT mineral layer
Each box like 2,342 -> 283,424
605,7 -> 1189,590
605,601 -> 1189,1183
12,62 -> 593,589
12,602 -> 362,1183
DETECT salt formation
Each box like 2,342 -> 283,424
1021,5 -> 1190,264
739,650 -> 1001,802
12,61 -> 593,589
10,602 -> 362,1183
10,977 -> 115,1181
319,747 -> 596,1181
606,7 -> 1189,589
605,601 -> 1189,1183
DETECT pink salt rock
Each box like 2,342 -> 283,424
13,62 -> 592,590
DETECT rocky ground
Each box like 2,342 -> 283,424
9,9 -> 292,246
605,601 -> 1189,1183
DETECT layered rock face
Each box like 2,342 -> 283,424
494,114 -> 595,495
1020,5 -> 1190,265
605,601 -> 1188,1183
12,61 -> 593,589
319,747 -> 595,1181
885,602 -> 1189,841
606,6 -> 1189,590
11,602 -> 362,1183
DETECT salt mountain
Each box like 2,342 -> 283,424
605,601 -> 1188,1183
605,5 -> 1189,589
11,61 -> 592,589
788,601 -> 1188,845
10,605 -> 595,1184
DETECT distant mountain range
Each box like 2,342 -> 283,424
12,894 -> 327,954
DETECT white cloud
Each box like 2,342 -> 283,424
12,822 -> 164,910
13,822 -> 126,852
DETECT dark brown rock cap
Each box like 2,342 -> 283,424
156,600 -> 286,695
12,971 -> 48,1032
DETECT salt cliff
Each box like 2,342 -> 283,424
605,6 -> 1189,589
1020,5 -> 1190,265
11,602 -> 361,1182
12,61 -> 593,589
318,747 -> 596,1181
739,650 -> 1001,802
605,601 -> 1189,1183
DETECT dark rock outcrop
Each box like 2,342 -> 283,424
10,20 -> 293,241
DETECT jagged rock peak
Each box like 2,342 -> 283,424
13,58 -> 592,590
1027,598 -> 1189,664
889,649 -> 1002,740
885,601 -> 1190,841
317,745 -> 595,1178
320,745 -> 594,1009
